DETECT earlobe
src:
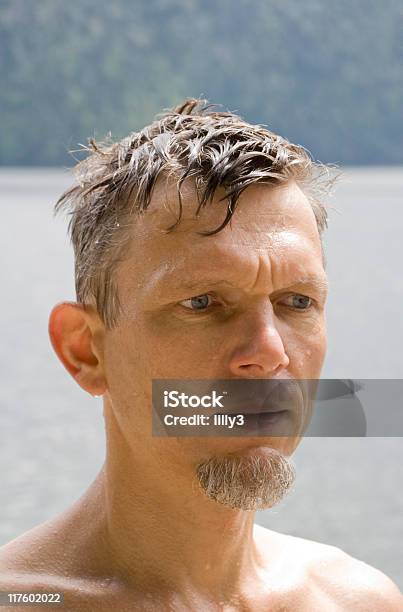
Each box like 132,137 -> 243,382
48,301 -> 107,396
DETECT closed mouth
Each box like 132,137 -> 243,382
214,408 -> 290,417
212,379 -> 299,417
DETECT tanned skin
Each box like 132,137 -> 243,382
1,181 -> 402,611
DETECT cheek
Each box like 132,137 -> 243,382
103,323 -> 158,438
103,321 -> 151,404
146,333 -> 215,378
284,322 -> 327,376
107,315 -> 213,383
139,311 -> 224,377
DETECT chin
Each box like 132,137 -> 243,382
205,437 -> 296,459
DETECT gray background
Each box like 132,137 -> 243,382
0,168 -> 402,588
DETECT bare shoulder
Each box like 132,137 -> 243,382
0,519 -> 61,575
289,531 -> 402,611
312,545 -> 402,611
0,534 -> 74,611
0,524 -> 105,611
0,539 -> 110,612
0,569 -> 109,612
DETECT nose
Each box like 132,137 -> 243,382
228,302 -> 290,378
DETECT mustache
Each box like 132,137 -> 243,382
211,378 -> 312,416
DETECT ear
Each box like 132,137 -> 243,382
48,301 -> 107,396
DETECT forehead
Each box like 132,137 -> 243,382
119,179 -> 325,297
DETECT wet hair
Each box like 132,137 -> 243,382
55,98 -> 333,329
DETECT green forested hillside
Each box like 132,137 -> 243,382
1,0 -> 402,165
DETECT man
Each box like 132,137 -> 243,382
0,99 -> 401,611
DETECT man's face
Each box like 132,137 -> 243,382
102,179 -> 328,465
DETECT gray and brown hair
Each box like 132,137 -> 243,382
55,98 -> 332,329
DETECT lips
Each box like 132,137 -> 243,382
216,380 -> 293,416
217,406 -> 288,417
231,409 -> 292,435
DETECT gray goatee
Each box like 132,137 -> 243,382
195,449 -> 296,511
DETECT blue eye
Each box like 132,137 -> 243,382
180,294 -> 213,311
283,294 -> 313,310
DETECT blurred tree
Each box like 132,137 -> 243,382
0,0 -> 402,165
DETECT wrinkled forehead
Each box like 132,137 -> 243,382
132,176 -> 320,246
117,178 -> 325,298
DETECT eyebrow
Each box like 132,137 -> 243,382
275,277 -> 329,298
155,274 -> 329,297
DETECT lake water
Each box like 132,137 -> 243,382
0,168 -> 402,589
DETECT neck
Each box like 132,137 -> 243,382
93,409 -> 269,598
